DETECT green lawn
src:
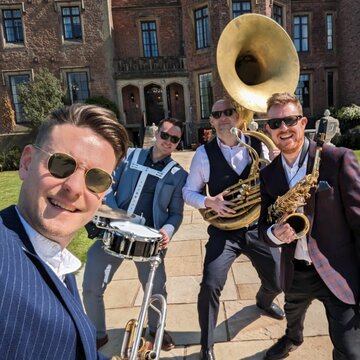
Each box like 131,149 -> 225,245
1,149 -> 360,261
0,170 -> 93,263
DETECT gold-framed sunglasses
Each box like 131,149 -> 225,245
33,145 -> 113,194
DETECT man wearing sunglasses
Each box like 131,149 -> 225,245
259,92 -> 360,359
182,98 -> 284,360
0,104 -> 129,359
83,117 -> 188,352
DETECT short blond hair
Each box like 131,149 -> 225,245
266,92 -> 303,115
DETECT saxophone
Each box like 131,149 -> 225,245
267,118 -> 328,238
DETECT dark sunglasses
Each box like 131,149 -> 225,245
267,115 -> 303,130
33,145 -> 113,194
210,108 -> 236,119
159,131 -> 181,144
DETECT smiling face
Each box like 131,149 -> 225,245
209,99 -> 241,138
153,120 -> 182,160
17,124 -> 117,248
266,103 -> 308,160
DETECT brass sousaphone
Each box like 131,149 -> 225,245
200,14 -> 300,230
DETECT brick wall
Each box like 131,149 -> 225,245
0,0 -> 116,123
337,0 -> 360,107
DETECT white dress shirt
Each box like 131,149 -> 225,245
266,152 -> 312,263
16,207 -> 81,284
182,135 -> 251,209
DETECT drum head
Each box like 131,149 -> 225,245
110,221 -> 162,240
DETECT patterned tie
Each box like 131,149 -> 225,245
308,236 -> 355,304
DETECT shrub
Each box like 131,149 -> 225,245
17,69 -> 64,127
334,104 -> 360,134
85,96 -> 120,120
0,146 -> 22,171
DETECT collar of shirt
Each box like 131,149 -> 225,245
148,147 -> 170,167
216,135 -> 250,176
15,207 -> 81,282
281,151 -> 308,187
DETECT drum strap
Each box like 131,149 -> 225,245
128,149 -> 177,215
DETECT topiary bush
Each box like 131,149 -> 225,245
334,104 -> 360,134
0,93 -> 16,134
0,146 -> 22,171
85,96 -> 120,120
332,104 -> 360,149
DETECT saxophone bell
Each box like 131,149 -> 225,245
280,213 -> 310,239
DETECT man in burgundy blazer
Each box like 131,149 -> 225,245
258,92 -> 360,360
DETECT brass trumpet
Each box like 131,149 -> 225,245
118,255 -> 166,360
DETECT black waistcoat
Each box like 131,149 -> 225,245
204,136 -> 262,196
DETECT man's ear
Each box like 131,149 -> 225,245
301,116 -> 308,128
19,145 -> 34,180
265,124 -> 272,137
209,117 -> 214,128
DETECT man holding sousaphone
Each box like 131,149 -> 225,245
258,92 -> 360,359
183,98 -> 284,360
82,117 -> 188,354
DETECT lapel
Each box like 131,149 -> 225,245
269,155 -> 290,195
1,206 -> 96,359
304,140 -> 317,220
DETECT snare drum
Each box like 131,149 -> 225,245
102,221 -> 162,262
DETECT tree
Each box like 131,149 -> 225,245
85,95 -> 120,119
0,93 -> 16,134
17,69 -> 64,127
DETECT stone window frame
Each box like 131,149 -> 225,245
2,69 -> 34,123
0,3 -> 26,50
60,67 -> 90,104
293,13 -> 310,53
231,0 -> 252,19
272,2 -> 286,27
55,1 -> 84,46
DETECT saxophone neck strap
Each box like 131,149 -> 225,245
299,137 -> 310,169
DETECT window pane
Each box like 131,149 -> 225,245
199,73 -> 212,118
295,74 -> 310,108
195,7 -> 209,49
2,9 -> 24,43
293,15 -> 308,52
232,1 -> 252,18
67,72 -> 89,103
326,14 -> 333,50
272,4 -> 283,26
61,6 -> 82,40
141,21 -> 158,57
9,74 -> 30,122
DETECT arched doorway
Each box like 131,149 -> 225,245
144,84 -> 164,125
166,83 -> 185,121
